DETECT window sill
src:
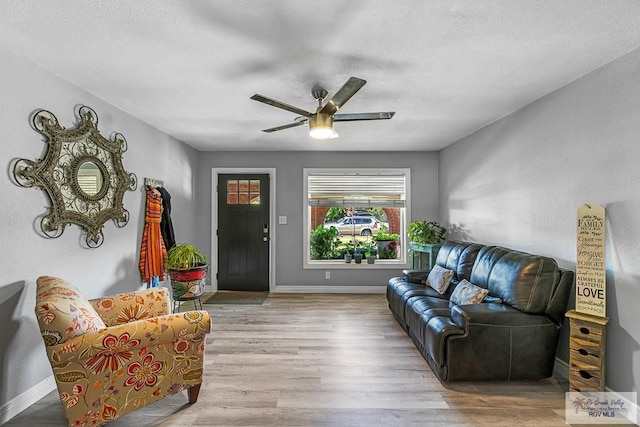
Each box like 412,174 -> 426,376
305,260 -> 409,269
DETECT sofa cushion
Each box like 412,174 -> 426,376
450,279 -> 489,305
404,296 -> 452,343
434,241 -> 484,282
469,247 -> 558,314
426,265 -> 454,294
35,276 -> 106,345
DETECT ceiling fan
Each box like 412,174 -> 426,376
250,77 -> 395,139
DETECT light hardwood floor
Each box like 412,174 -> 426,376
7,293 -> 573,426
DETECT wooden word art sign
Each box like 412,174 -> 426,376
576,204 -> 606,317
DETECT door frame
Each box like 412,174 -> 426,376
211,168 -> 276,293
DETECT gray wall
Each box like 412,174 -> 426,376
0,49 -> 199,414
439,47 -> 640,395
196,151 -> 440,288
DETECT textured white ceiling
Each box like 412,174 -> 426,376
2,1 -> 640,151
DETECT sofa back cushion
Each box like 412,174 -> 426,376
435,241 -> 483,283
35,276 -> 106,346
469,247 -> 559,314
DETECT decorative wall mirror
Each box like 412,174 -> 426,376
13,106 -> 137,248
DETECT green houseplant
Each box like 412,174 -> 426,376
407,220 -> 447,245
373,225 -> 400,259
167,243 -> 207,270
166,243 -> 208,300
406,221 -> 447,270
341,239 -> 357,263
310,225 -> 340,260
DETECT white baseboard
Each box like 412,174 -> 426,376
554,357 -> 569,380
273,285 -> 386,294
0,375 -> 56,424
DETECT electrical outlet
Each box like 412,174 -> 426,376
325,271 -> 331,280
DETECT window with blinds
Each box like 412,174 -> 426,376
303,168 -> 410,268
307,171 -> 407,207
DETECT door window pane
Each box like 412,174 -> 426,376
227,180 -> 238,204
227,178 -> 260,205
238,180 -> 249,204
250,180 -> 261,204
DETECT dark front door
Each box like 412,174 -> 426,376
217,174 -> 270,291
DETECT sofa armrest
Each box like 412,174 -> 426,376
451,303 -> 554,328
545,268 -> 574,325
402,269 -> 430,284
89,287 -> 171,326
46,310 -> 211,365
447,302 -> 562,381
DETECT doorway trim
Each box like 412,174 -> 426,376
211,168 -> 276,292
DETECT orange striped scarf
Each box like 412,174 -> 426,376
139,188 -> 167,283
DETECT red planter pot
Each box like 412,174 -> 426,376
168,264 -> 208,299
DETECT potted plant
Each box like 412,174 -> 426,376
341,239 -> 356,263
373,225 -> 400,259
365,250 -> 376,264
407,220 -> 447,246
406,220 -> 447,270
364,239 -> 377,264
166,243 -> 208,300
310,225 -> 340,260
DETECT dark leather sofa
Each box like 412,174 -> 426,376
387,240 -> 574,381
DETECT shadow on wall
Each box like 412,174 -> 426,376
554,281 -> 576,364
101,255 -> 149,296
603,202 -> 640,394
0,281 -> 25,404
446,222 -> 471,241
606,272 -> 640,394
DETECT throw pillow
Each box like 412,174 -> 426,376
35,276 -> 106,345
450,279 -> 489,305
426,265 -> 454,294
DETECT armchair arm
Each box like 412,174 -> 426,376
46,310 -> 211,365
89,287 -> 171,326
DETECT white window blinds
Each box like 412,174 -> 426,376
307,170 -> 407,207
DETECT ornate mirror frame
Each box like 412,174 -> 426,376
13,106 -> 137,248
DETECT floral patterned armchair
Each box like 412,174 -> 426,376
34,276 -> 211,426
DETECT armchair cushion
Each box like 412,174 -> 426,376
35,276 -> 106,345
90,288 -> 171,326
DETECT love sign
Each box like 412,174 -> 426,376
576,204 -> 606,317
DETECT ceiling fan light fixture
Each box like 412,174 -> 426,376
309,113 -> 336,140
251,77 -> 393,137
309,126 -> 336,139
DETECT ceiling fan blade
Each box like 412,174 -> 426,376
262,119 -> 308,133
319,77 -> 367,115
334,112 -> 395,121
251,94 -> 312,117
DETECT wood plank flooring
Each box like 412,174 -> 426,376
6,293 -> 573,426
